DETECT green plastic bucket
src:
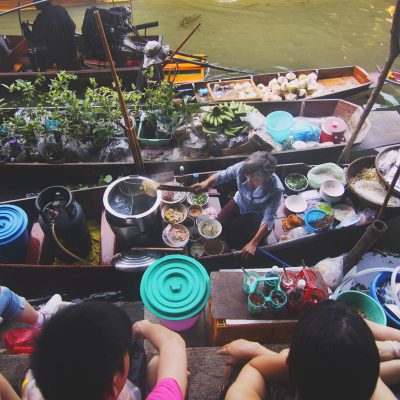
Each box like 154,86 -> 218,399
337,290 -> 387,325
140,255 -> 210,331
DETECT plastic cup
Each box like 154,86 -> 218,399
267,290 -> 288,314
248,291 -> 266,315
243,271 -> 260,294
264,271 -> 281,295
280,271 -> 298,292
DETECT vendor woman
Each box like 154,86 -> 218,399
192,151 -> 283,258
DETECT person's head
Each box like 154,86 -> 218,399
242,151 -> 277,188
31,302 -> 132,400
34,0 -> 51,11
288,300 -> 379,400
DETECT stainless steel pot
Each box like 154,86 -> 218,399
103,176 -> 161,246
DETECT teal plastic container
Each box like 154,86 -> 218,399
0,205 -> 29,263
304,210 -> 332,233
265,111 -> 294,143
337,290 -> 387,325
140,255 -> 210,331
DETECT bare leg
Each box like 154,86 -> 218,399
380,360 -> 400,386
147,355 -> 160,390
18,301 -> 39,325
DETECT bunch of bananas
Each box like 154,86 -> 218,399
201,102 -> 254,137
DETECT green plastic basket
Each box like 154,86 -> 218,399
337,290 -> 387,325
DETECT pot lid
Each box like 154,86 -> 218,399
0,205 -> 28,246
103,176 -> 161,219
322,117 -> 347,134
112,250 -> 162,272
140,255 -> 210,320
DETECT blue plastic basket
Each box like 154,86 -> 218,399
304,210 -> 332,233
370,272 -> 400,328
265,111 -> 294,143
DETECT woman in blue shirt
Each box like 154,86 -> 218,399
192,152 -> 283,258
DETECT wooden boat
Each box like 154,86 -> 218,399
0,34 -> 207,88
178,65 -> 373,103
0,99 -> 373,201
377,65 -> 400,86
0,0 -> 127,11
0,161 -> 394,278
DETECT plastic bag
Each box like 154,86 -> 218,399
280,226 -> 308,241
228,134 -> 248,149
291,120 -> 320,142
3,328 -> 40,354
208,134 -> 229,156
314,255 -> 344,290
99,138 -> 131,162
307,163 -> 346,189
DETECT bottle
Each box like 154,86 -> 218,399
288,279 -> 306,313
192,173 -> 199,184
2,138 -> 24,162
177,165 -> 185,184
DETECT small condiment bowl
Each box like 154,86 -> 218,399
188,204 -> 203,219
161,204 -> 187,225
319,179 -> 345,204
284,195 -> 307,214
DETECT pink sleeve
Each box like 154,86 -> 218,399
146,378 -> 183,400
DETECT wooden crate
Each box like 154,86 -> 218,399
209,300 -> 297,345
207,78 -> 262,102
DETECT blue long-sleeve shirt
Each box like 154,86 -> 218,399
215,162 -> 284,229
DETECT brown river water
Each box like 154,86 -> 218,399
1,0 -> 400,104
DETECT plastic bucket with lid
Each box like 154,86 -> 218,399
320,117 -> 347,144
140,255 -> 210,332
0,205 -> 29,263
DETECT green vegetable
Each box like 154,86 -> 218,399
285,174 -> 307,191
190,193 -> 208,206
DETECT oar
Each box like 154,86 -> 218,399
0,0 -> 50,16
171,56 -> 251,75
94,10 -> 144,174
165,23 -> 201,63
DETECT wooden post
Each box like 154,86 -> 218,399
338,0 -> 400,163
94,10 -> 144,174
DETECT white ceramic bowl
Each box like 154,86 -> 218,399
187,192 -> 209,207
162,224 -> 189,248
284,195 -> 307,214
198,218 -> 222,239
161,182 -> 187,205
319,179 -> 345,204
161,204 -> 187,225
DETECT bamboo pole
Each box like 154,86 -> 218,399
338,0 -> 400,164
165,23 -> 201,63
377,163 -> 400,220
94,10 -> 144,174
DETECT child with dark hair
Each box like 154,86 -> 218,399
218,301 -> 398,400
24,302 -> 187,400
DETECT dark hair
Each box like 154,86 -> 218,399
288,300 -> 379,400
31,301 -> 132,400
241,151 -> 277,180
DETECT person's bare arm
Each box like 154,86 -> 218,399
225,364 -> 266,400
242,223 -> 269,258
0,374 -> 20,400
380,360 -> 400,386
366,320 -> 400,342
371,377 -> 397,400
133,320 -> 187,396
191,173 -> 218,193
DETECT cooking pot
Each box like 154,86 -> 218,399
103,176 -> 161,247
